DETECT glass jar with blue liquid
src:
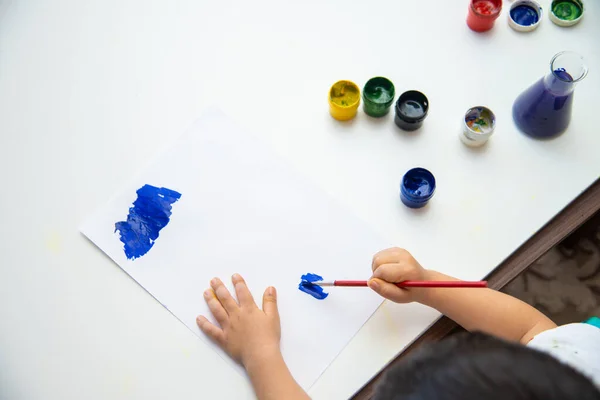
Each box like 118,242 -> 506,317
513,51 -> 588,138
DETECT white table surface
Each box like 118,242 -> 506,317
1,1 -> 599,399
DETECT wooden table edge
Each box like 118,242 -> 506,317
352,178 -> 600,400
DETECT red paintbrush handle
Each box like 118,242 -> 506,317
335,280 -> 369,287
334,280 -> 487,288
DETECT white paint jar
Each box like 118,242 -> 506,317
460,106 -> 496,147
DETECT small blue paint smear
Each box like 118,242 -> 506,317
298,273 -> 329,300
115,184 -> 182,260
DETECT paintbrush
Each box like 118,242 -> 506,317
313,280 -> 487,288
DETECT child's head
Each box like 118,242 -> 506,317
374,332 -> 599,400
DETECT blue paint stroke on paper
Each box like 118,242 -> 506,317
298,273 -> 329,300
115,184 -> 182,260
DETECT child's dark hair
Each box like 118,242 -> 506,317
374,331 -> 599,400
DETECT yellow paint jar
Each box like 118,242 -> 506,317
328,80 -> 360,121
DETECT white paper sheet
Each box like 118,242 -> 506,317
80,110 -> 386,390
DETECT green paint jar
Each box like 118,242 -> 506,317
362,77 -> 395,118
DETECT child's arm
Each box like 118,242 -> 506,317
368,248 -> 557,344
196,274 -> 310,400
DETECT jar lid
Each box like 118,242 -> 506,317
509,0 -> 543,32
549,0 -> 584,27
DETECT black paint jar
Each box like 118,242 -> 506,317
394,91 -> 429,131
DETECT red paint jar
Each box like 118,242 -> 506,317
467,0 -> 502,32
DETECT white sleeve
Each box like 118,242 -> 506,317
527,323 -> 600,388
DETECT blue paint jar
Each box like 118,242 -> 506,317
400,168 -> 436,208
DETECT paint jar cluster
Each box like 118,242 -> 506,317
328,78 -> 429,132
329,78 -> 440,208
467,0 -> 584,33
329,78 -> 496,148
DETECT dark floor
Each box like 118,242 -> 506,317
502,211 -> 600,325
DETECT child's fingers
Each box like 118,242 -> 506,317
367,278 -> 410,303
210,277 -> 239,314
372,262 -> 419,282
232,273 -> 256,308
372,247 -> 410,271
372,248 -> 401,271
204,289 -> 229,327
262,286 -> 279,319
196,315 -> 225,345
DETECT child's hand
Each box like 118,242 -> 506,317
368,247 -> 428,303
196,274 -> 281,369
